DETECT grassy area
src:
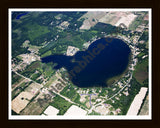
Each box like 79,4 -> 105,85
139,31 -> 149,42
20,61 -> 41,77
28,45 -> 41,50
104,77 -> 142,115
16,55 -> 23,60
60,84 -> 79,102
12,29 -> 22,39
129,14 -> 145,31
91,30 -> 98,34
137,52 -> 145,58
30,72 -> 41,81
25,23 -> 50,42
133,58 -> 148,84
44,75 -> 57,87
41,50 -> 52,58
19,61 -> 55,81
49,95 -> 72,115
105,86 -> 120,98
43,66 -> 55,78
20,99 -> 49,115
12,81 -> 32,100
12,88 -> 22,100
12,71 -> 24,85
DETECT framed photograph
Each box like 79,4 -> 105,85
9,8 -> 152,120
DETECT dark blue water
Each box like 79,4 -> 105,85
41,37 -> 131,87
16,12 -> 29,20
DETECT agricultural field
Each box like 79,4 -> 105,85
49,95 -> 72,115
134,58 -> 148,84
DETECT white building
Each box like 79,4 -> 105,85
64,105 -> 87,116
44,106 -> 59,116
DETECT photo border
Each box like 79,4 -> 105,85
0,0 -> 159,128
8,8 -> 152,120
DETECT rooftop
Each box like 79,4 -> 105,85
44,106 -> 59,116
64,105 -> 87,116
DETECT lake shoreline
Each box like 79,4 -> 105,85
42,37 -> 131,88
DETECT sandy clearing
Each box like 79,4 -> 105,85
80,95 -> 86,103
79,11 -> 106,30
44,106 -> 59,116
127,87 -> 148,115
12,91 -> 34,113
98,11 -> 137,28
94,105 -> 110,115
66,46 -> 79,56
12,82 -> 43,114
64,105 -> 87,116
115,13 -> 137,28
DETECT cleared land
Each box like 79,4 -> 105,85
139,94 -> 149,115
44,105 -> 59,116
99,12 -> 137,28
12,91 -> 34,113
134,58 -> 148,84
12,82 -> 43,114
79,11 -> 106,30
127,87 -> 148,115
64,105 -> 87,116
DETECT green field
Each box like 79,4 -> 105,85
19,61 -> 55,82
12,71 -> 24,85
49,95 -> 72,115
25,23 -> 50,42
60,84 -> 79,102
133,58 -> 148,84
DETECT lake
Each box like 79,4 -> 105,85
41,37 -> 131,88
16,12 -> 29,20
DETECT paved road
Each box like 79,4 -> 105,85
12,70 -> 42,87
107,74 -> 132,101
12,70 -> 89,112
